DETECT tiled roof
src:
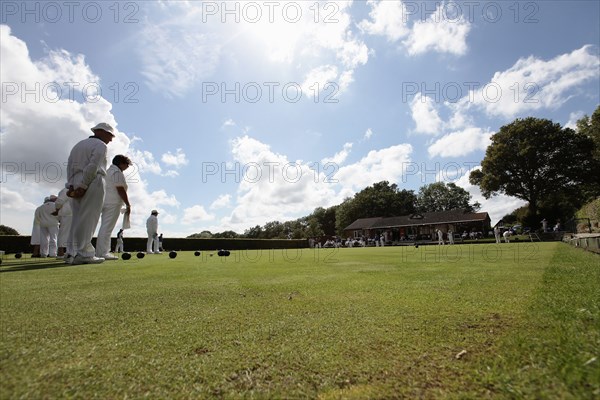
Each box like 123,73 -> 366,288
344,210 -> 490,231
343,217 -> 384,230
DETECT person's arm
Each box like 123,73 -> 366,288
116,186 -> 130,211
81,142 -> 107,188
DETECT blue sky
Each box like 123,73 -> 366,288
1,0 -> 599,237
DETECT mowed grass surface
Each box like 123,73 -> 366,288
1,243 -> 598,399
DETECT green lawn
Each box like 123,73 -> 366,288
1,243 -> 598,399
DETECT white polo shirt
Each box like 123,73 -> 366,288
66,136 -> 107,190
104,164 -> 127,205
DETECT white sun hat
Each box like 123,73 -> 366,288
90,122 -> 115,136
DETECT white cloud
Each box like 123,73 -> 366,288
139,22 -> 221,98
470,45 -> 600,118
182,205 -> 215,224
363,128 -> 373,140
428,127 -> 492,158
210,194 -> 232,210
403,2 -> 470,56
336,144 -> 413,192
358,0 -> 410,42
137,1 -> 369,98
410,94 -> 443,135
0,187 -> 37,211
129,148 -> 162,175
302,65 -> 340,99
322,142 -> 353,165
565,111 -> 585,130
359,0 -> 471,56
221,119 -> 236,129
161,148 -> 189,167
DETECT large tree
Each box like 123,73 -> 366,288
335,181 -> 416,234
576,105 -> 600,162
469,117 -> 598,225
0,225 -> 19,235
416,182 -> 480,213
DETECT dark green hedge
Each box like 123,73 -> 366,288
0,236 -> 308,254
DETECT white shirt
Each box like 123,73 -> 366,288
104,164 -> 127,205
146,215 -> 158,235
55,188 -> 72,217
35,202 -> 59,228
66,136 -> 107,190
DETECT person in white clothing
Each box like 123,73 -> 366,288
115,229 -> 124,253
55,188 -> 73,259
437,229 -> 444,245
30,202 -> 42,257
35,195 -> 60,257
66,122 -> 115,265
448,229 -> 454,245
503,230 -> 511,243
96,155 -> 132,260
494,226 -> 502,244
146,210 -> 160,254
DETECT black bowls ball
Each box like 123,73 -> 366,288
122,252 -> 132,260
217,250 -> 231,257
15,253 -> 22,259
137,252 -> 145,259
169,251 -> 177,259
194,251 -> 201,256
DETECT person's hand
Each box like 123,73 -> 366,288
67,186 -> 86,198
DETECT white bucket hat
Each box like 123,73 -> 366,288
91,122 -> 115,136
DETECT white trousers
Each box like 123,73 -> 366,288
96,202 -> 122,257
115,238 -> 124,253
70,176 -> 104,258
40,225 -> 59,257
58,215 -> 73,254
147,233 -> 159,253
30,223 -> 40,245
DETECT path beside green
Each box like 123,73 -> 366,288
1,243 -> 598,398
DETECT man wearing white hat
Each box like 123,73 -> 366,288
65,122 -> 115,264
146,210 -> 160,254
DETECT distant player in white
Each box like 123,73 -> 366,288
36,195 -> 59,257
55,188 -> 73,259
494,226 -> 501,243
96,155 -> 132,260
437,229 -> 444,245
30,200 -> 42,257
66,123 -> 115,264
448,229 -> 454,245
503,230 -> 511,243
146,210 -> 160,254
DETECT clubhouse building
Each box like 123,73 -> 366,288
343,210 -> 492,242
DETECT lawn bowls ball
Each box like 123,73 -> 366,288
122,252 -> 132,260
137,252 -> 145,259
169,251 -> 177,259
194,251 -> 201,256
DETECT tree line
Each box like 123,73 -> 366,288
189,181 -> 479,239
